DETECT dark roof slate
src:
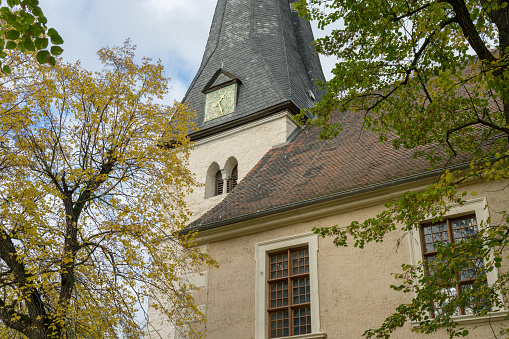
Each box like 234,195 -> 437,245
187,110 -> 473,229
183,0 -> 326,138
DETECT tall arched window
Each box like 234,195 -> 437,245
215,170 -> 223,196
206,162 -> 221,198
224,156 -> 238,194
227,165 -> 238,193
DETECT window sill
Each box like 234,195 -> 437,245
411,311 -> 509,328
278,333 -> 327,339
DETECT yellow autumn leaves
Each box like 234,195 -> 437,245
0,41 -> 214,338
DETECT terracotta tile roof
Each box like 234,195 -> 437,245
187,110 -> 474,230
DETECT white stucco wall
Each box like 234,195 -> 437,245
192,180 -> 509,339
145,111 -> 298,339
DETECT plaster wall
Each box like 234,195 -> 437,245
185,111 -> 298,223
145,244 -> 209,339
195,180 -> 509,339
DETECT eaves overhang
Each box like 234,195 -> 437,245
180,162 -> 470,242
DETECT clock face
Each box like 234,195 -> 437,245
204,84 -> 236,122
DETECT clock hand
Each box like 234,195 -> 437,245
216,93 -> 226,115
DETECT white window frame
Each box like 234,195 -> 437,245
255,233 -> 325,339
408,197 -> 508,326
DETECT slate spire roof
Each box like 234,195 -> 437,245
183,0 -> 326,139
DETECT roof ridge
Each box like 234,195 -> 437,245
182,0 -> 226,102
277,0 -> 292,101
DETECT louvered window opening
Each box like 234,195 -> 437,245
215,170 -> 223,196
227,165 -> 238,193
421,215 -> 489,317
268,247 -> 311,338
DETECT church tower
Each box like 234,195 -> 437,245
183,0 -> 326,222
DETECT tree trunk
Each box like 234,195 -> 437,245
479,1 -> 509,126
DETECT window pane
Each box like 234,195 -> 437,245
426,255 -> 437,276
452,216 -> 478,242
459,258 -> 484,281
422,221 -> 448,252
461,283 -> 491,315
293,307 -> 311,335
433,287 -> 459,317
292,277 -> 310,305
269,252 -> 288,279
291,248 -> 309,275
453,228 -> 461,240
269,281 -> 289,308
269,310 -> 289,338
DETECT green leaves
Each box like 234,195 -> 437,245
296,0 -> 509,337
0,1 -> 64,70
6,0 -> 20,7
22,38 -> 35,51
47,27 -> 63,45
50,45 -> 62,55
34,36 -> 47,49
0,41 -> 212,339
5,29 -> 19,40
36,49 -> 48,63
5,41 -> 16,49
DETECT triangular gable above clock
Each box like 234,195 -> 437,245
202,68 -> 242,94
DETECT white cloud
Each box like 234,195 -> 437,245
39,0 -> 337,103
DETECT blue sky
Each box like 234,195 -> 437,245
40,0 -> 336,105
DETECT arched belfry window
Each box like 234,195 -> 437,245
215,170 -> 224,196
227,165 -> 238,193
205,162 -> 221,199
224,156 -> 238,194
205,159 -> 237,199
